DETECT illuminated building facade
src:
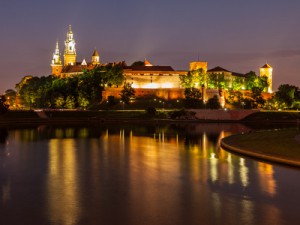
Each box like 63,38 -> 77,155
51,26 -> 273,100
260,63 -> 273,93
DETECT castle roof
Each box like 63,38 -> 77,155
123,65 -> 175,72
261,63 -> 272,69
207,66 -> 230,73
61,63 -> 96,73
92,49 -> 99,57
144,59 -> 153,66
207,66 -> 246,77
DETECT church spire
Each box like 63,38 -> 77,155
51,41 -> 62,65
51,41 -> 62,76
64,25 -> 76,66
92,49 -> 100,65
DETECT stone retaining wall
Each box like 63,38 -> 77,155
190,109 -> 259,121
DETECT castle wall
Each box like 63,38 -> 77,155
102,88 -> 185,100
124,73 -> 183,89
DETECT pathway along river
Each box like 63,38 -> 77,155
0,123 -> 300,225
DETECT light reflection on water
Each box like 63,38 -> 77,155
0,124 -> 299,225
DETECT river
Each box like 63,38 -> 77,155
0,123 -> 299,225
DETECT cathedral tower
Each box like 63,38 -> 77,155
92,49 -> 100,65
64,25 -> 76,66
260,63 -> 273,93
51,41 -> 62,76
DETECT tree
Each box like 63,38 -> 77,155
180,68 -> 206,88
251,87 -> 265,109
65,96 -> 76,109
131,61 -> 145,66
120,83 -> 135,104
4,89 -> 17,108
0,95 -> 9,114
245,71 -> 269,91
54,95 -> 65,108
184,88 -> 202,108
275,84 -> 298,109
231,77 -> 244,90
206,95 -> 221,109
207,73 -> 225,89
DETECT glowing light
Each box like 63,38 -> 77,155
161,82 -> 173,88
142,83 -> 159,89
131,83 -> 139,88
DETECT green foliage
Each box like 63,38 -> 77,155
120,83 -> 135,104
180,69 -> 206,88
131,61 -> 145,66
207,73 -> 226,89
245,71 -> 269,91
275,84 -> 299,109
251,87 -> 265,109
184,88 -> 203,108
65,96 -> 76,109
0,95 -> 9,114
232,77 -> 244,90
15,65 -> 125,109
4,89 -> 17,108
206,95 -> 221,109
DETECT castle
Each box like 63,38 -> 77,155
51,26 -> 273,100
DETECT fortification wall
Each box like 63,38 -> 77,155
190,109 -> 259,120
102,88 -> 185,100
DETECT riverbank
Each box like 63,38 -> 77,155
0,109 -> 299,127
221,129 -> 300,167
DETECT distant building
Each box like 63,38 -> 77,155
50,25 -> 273,100
260,63 -> 273,93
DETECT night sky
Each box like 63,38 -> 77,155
1,0 -> 300,93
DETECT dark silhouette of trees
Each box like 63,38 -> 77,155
120,83 -> 135,104
15,65 -> 124,109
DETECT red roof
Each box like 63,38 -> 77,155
261,64 -> 272,69
124,65 -> 174,72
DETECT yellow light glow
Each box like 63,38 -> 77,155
142,83 -> 159,89
161,82 -> 173,88
131,83 -> 139,88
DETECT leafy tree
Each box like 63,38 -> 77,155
65,96 -> 76,109
251,87 -> 265,109
184,88 -> 202,108
206,95 -> 221,109
120,83 -> 135,104
245,71 -> 269,91
231,77 -> 244,90
78,94 -> 89,109
0,95 -> 9,114
180,71 -> 194,88
4,89 -> 17,107
131,61 -> 145,66
207,73 -> 226,89
275,84 -> 298,108
54,95 -> 65,108
180,68 -> 206,88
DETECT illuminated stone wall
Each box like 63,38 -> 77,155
102,88 -> 185,100
189,61 -> 208,72
124,74 -> 182,89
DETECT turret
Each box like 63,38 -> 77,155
51,41 -> 62,76
92,49 -> 100,65
64,25 -> 76,66
260,63 -> 273,93
189,61 -> 208,73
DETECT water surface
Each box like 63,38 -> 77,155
0,123 -> 299,225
